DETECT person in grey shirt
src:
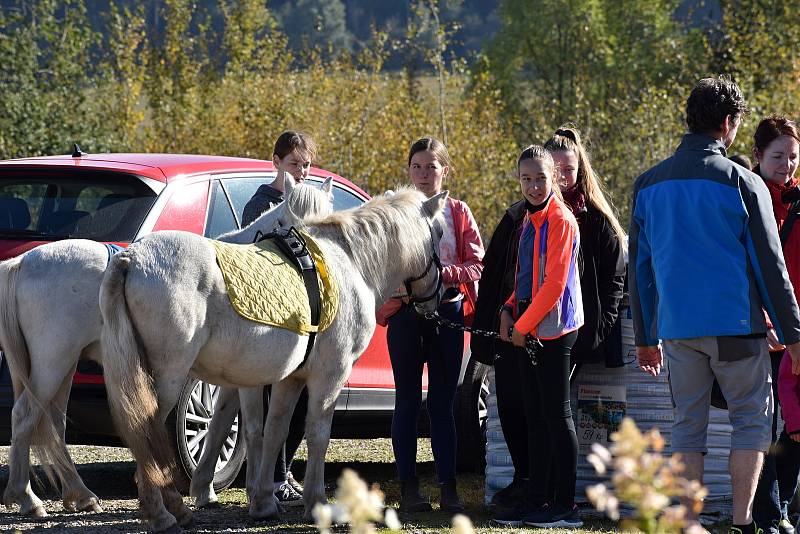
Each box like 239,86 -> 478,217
240,130 -> 317,506
241,130 -> 317,226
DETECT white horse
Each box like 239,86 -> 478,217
97,188 -> 447,532
0,177 -> 333,518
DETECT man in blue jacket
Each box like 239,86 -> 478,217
630,76 -> 800,534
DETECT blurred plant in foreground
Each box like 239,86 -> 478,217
313,468 -> 477,534
313,468 -> 400,534
586,417 -> 708,534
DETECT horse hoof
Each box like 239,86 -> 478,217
158,524 -> 184,534
249,506 -> 280,521
25,505 -> 48,518
79,498 -> 103,513
175,506 -> 194,527
193,492 -> 218,509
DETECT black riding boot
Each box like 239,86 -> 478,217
439,479 -> 464,513
399,477 -> 432,512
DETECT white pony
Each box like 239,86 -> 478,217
97,188 -> 447,532
0,177 -> 333,518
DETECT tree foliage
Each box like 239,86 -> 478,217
2,0 -> 800,234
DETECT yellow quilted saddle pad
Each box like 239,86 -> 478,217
211,231 -> 338,335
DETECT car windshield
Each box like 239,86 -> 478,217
0,170 -> 158,241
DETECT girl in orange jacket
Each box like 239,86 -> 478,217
493,145 -> 584,529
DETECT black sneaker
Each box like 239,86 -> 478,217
524,503 -> 583,529
275,481 -> 303,507
491,506 -> 524,527
490,478 -> 527,508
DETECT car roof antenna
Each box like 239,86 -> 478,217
72,143 -> 84,158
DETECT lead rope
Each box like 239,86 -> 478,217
422,311 -> 542,366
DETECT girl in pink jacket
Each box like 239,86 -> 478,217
377,137 -> 484,514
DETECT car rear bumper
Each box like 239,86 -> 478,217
0,355 -> 120,446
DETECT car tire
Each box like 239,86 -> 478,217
167,378 -> 246,493
455,356 -> 490,473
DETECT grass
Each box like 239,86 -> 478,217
285,439 -> 618,533
0,439 -> 732,532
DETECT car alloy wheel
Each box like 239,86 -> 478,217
168,377 -> 246,492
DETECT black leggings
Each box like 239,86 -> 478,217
495,349 -> 530,478
516,331 -> 578,507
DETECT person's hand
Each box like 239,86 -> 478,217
636,345 -> 663,377
767,328 -> 785,352
499,310 -> 514,343
792,433 -> 800,443
786,341 -> 800,375
511,326 -> 526,347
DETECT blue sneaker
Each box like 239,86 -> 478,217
524,503 -> 583,529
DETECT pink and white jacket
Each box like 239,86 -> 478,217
376,196 -> 484,326
779,351 -> 800,437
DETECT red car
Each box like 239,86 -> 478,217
0,152 -> 489,489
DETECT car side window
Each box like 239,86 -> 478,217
205,181 -> 238,238
331,185 -> 363,211
221,176 -> 274,224
302,176 -> 364,211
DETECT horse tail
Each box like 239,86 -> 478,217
99,252 -> 175,488
0,254 -> 73,485
0,255 -> 30,397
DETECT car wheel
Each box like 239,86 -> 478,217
455,356 -> 490,473
167,378 -> 246,492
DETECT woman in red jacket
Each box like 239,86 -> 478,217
377,137 -> 484,513
751,115 -> 800,534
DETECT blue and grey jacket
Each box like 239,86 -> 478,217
629,133 -> 800,349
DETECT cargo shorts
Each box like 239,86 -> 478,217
664,336 -> 773,453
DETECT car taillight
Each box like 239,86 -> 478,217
72,372 -> 104,385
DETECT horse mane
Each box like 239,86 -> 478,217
284,183 -> 333,226
309,187 -> 438,298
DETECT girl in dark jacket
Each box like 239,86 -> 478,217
474,126 -> 626,511
545,126 -> 627,365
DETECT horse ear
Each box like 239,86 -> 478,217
321,176 -> 333,194
423,190 -> 448,217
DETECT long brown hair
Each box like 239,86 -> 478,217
544,125 -> 627,249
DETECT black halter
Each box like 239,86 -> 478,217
403,219 -> 443,310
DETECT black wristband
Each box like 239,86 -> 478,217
500,304 -> 513,316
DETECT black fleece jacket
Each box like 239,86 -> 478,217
470,200 -> 625,366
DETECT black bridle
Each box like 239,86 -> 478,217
403,219 -> 443,311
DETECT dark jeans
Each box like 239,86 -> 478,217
520,330 -> 579,507
754,351 -> 800,528
266,386 -> 308,483
388,301 -> 464,483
